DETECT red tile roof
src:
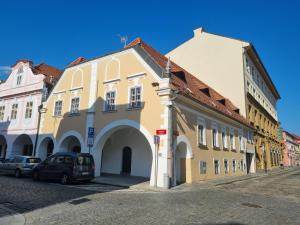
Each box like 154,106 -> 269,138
126,38 -> 251,127
68,57 -> 86,67
32,63 -> 63,85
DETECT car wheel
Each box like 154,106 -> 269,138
15,169 -> 21,178
33,171 -> 40,181
60,174 -> 70,185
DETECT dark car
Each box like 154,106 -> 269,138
32,152 -> 95,184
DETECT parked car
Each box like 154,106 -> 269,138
0,155 -> 42,178
32,152 -> 95,184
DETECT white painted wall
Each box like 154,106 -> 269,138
101,128 -> 152,178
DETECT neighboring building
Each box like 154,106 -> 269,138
36,38 -> 254,188
0,60 -> 62,159
167,27 -> 282,171
282,131 -> 298,166
292,134 -> 300,166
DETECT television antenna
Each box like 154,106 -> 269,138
117,34 -> 128,48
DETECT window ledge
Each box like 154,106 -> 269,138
52,115 -> 62,118
126,107 -> 143,111
213,146 -> 221,151
102,110 -> 117,113
198,144 -> 209,150
68,112 -> 80,117
223,147 -> 229,151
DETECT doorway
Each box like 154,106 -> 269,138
122,146 -> 132,174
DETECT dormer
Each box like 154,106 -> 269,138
199,87 -> 210,97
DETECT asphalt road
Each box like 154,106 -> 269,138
0,168 -> 300,225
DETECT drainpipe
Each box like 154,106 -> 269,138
33,104 -> 42,157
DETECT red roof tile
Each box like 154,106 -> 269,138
68,57 -> 86,66
126,38 -> 251,127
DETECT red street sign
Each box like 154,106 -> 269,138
156,129 -> 167,135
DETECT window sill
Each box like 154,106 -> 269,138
223,147 -> 229,151
213,146 -> 221,151
198,144 -> 209,150
126,107 -> 143,111
103,110 -> 117,113
52,115 -> 62,118
68,113 -> 80,117
231,149 -> 237,152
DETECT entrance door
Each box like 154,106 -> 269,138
122,147 -> 132,174
246,153 -> 251,174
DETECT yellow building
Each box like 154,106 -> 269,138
37,38 -> 254,188
167,27 -> 282,172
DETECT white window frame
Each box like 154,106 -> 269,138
238,129 -> 244,151
128,85 -> 142,109
25,101 -> 33,119
221,127 -> 228,149
16,74 -> 22,86
70,97 -> 80,114
199,160 -> 207,174
0,105 -> 5,121
104,90 -> 116,111
214,159 -> 220,175
212,123 -> 219,148
224,159 -> 229,174
230,128 -> 236,150
232,159 -> 236,173
10,103 -> 18,120
197,118 -> 207,146
54,100 -> 63,116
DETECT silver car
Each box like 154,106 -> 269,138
0,155 -> 42,178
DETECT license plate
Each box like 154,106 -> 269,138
82,172 -> 89,175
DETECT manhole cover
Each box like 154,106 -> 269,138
69,198 -> 91,205
241,203 -> 263,208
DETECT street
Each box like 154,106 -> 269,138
0,168 -> 300,225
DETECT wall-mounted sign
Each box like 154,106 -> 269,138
156,129 -> 167,135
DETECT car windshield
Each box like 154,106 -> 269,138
76,156 -> 92,166
26,158 -> 42,163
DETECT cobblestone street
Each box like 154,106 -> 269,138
0,168 -> 300,225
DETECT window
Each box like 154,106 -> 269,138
212,125 -> 219,148
0,106 -> 5,121
199,161 -> 207,174
232,160 -> 236,173
17,66 -> 23,74
224,159 -> 229,174
11,104 -> 18,120
230,129 -> 235,150
198,122 -> 206,146
54,100 -> 63,116
129,86 -> 141,108
25,101 -> 33,119
214,160 -> 220,175
241,160 -> 244,171
239,131 -> 244,151
70,97 -> 80,114
221,128 -> 228,149
105,91 -> 116,111
16,75 -> 22,86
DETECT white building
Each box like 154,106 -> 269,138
0,60 -> 61,159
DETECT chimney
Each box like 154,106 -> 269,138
193,27 -> 204,37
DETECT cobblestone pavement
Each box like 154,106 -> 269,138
0,168 -> 299,225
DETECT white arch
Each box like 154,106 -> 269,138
104,57 -> 121,81
71,68 -> 83,89
176,135 -> 193,159
36,134 -> 56,159
92,119 -> 155,185
56,130 -> 85,153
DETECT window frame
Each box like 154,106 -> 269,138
211,123 -> 219,148
54,100 -> 63,117
0,105 -> 5,121
70,97 -> 80,114
25,101 -> 33,119
224,159 -> 229,174
214,159 -> 220,175
197,118 -> 207,146
128,85 -> 142,109
104,90 -> 116,112
199,160 -> 207,174
221,127 -> 228,149
229,128 -> 236,150
10,103 -> 18,120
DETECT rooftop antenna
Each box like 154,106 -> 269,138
117,34 -> 128,48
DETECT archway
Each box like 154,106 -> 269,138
38,137 -> 54,160
12,134 -> 33,156
100,127 -> 152,178
0,135 -> 7,158
175,142 -> 188,184
59,135 -> 81,153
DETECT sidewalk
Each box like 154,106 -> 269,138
0,204 -> 25,225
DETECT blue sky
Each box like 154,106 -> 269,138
0,0 -> 299,134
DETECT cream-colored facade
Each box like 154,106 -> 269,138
37,39 -> 254,188
167,28 -> 282,171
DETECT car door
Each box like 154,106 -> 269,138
39,156 -> 56,179
51,156 -> 66,179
